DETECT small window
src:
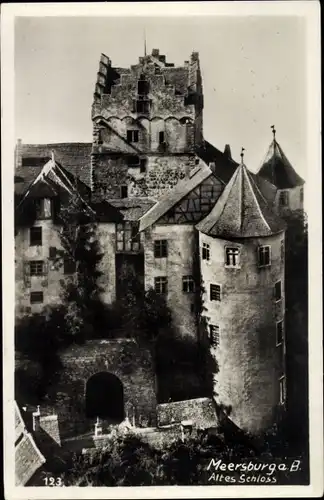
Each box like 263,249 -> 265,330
30,291 -> 44,304
258,245 -> 271,267
159,131 -> 165,144
140,158 -> 147,173
138,79 -> 149,95
279,191 -> 289,207
49,246 -> 56,259
190,303 -> 195,313
209,324 -> 220,346
127,130 -> 139,143
154,240 -> 168,258
127,155 -> 140,167
280,240 -> 285,262
182,276 -> 195,293
136,100 -> 150,114
274,281 -> 282,301
225,247 -> 240,267
202,242 -> 210,261
35,198 -> 52,219
300,187 -> 304,203
210,284 -> 221,302
64,257 -> 76,275
276,320 -> 284,345
30,227 -> 42,246
120,185 -> 128,199
154,276 -> 168,294
279,376 -> 286,405
30,261 -> 44,276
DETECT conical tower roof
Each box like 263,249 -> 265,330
258,131 -> 304,188
196,161 -> 285,238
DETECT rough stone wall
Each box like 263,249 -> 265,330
54,340 -> 157,438
95,223 -> 116,304
93,154 -> 200,200
275,185 -> 304,215
15,220 -> 64,318
157,397 -> 218,428
144,224 -> 198,339
199,231 -> 286,434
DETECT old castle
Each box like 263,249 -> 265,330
15,49 -> 305,435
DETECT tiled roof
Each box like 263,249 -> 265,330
258,139 -> 304,189
15,402 -> 25,443
15,142 -> 92,195
108,197 -> 156,222
139,163 -> 213,231
196,163 -> 285,238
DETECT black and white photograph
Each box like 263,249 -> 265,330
2,2 -> 322,498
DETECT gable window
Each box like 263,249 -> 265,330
202,242 -> 210,261
182,276 -> 195,293
154,240 -> 168,258
154,276 -> 168,294
136,100 -> 150,114
30,291 -> 44,304
159,131 -> 165,144
127,130 -> 139,143
120,185 -> 128,199
29,261 -> 44,276
35,198 -> 52,219
116,222 -> 140,252
140,158 -> 147,173
276,320 -> 284,346
210,284 -> 221,302
64,257 -> 76,275
138,78 -> 149,96
258,245 -> 271,267
209,324 -> 220,346
274,281 -> 282,301
279,376 -> 286,405
225,247 -> 240,267
30,227 -> 42,246
279,191 -> 289,207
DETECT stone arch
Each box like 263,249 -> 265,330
85,372 -> 125,423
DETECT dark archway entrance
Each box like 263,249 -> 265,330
85,372 -> 124,423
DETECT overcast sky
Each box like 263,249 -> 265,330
15,15 -> 306,175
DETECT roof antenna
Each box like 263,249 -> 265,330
240,147 -> 245,164
271,124 -> 276,141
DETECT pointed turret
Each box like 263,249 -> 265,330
196,150 -> 285,238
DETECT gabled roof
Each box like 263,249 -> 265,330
139,163 -> 213,231
196,163 -> 285,238
258,139 -> 304,189
15,142 -> 92,195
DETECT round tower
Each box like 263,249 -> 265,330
258,126 -> 305,215
196,154 -> 286,435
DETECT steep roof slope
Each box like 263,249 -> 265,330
258,139 -> 304,189
196,163 -> 285,238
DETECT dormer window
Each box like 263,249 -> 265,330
35,198 -> 52,220
279,191 -> 289,207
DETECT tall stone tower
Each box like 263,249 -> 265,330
90,49 -> 204,200
258,127 -> 305,215
196,158 -> 287,434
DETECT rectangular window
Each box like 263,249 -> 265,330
274,281 -> 282,301
154,240 -> 168,258
258,245 -> 271,267
279,191 -> 289,207
140,158 -> 147,173
276,320 -> 284,345
127,130 -> 139,143
64,257 -> 76,275
29,227 -> 42,246
159,131 -> 165,144
154,276 -> 168,294
202,242 -> 210,261
116,222 -> 140,252
225,247 -> 240,267
182,276 -> 195,293
210,284 -> 221,301
29,261 -> 44,276
136,100 -> 150,114
120,185 -> 128,199
138,79 -> 149,95
127,155 -> 140,167
35,198 -> 52,219
209,324 -> 220,346
279,376 -> 286,405
30,291 -> 44,304
300,187 -> 304,203
49,246 -> 56,259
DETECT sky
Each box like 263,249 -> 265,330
15,15 -> 306,175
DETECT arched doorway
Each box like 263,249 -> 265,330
85,372 -> 124,423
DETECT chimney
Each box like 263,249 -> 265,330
32,406 -> 41,431
224,144 -> 232,159
152,48 -> 159,57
